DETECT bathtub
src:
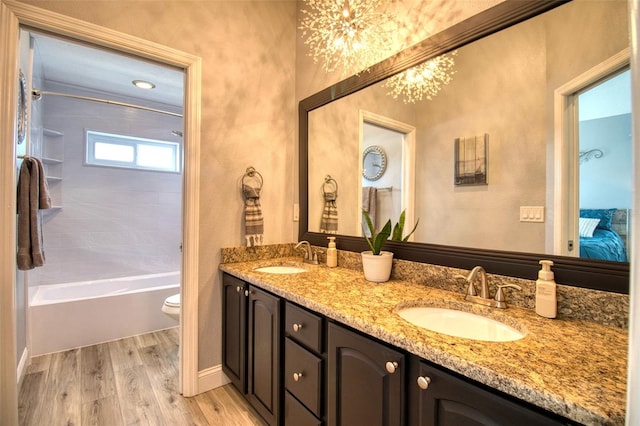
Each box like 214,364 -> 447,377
29,271 -> 180,356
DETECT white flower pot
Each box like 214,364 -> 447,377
361,251 -> 394,282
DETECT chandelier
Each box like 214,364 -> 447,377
384,51 -> 457,103
299,0 -> 395,75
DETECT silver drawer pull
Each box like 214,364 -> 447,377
385,361 -> 399,374
293,372 -> 303,382
292,323 -> 303,332
417,376 -> 431,390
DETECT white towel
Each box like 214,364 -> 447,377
17,157 -> 52,270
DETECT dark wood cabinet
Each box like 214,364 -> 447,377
408,356 -> 572,426
222,274 -> 281,426
247,286 -> 281,426
221,274 -> 247,393
327,322 -> 405,426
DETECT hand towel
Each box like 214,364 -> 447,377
243,184 -> 264,246
362,186 -> 378,232
17,157 -> 52,270
320,190 -> 338,234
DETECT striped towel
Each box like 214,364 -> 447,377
320,190 -> 338,234
243,184 -> 263,246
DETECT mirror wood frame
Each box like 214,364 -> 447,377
298,0 -> 629,294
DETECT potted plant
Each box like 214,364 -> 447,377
361,210 -> 393,282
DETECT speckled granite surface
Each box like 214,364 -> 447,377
219,250 -> 628,425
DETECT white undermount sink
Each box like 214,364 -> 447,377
254,265 -> 307,274
397,306 -> 526,342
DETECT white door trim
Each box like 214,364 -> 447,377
0,4 -> 201,424
359,110 -> 417,238
553,48 -> 630,256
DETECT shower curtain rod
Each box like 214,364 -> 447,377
31,89 -> 183,118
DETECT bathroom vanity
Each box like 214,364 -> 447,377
220,256 -> 627,426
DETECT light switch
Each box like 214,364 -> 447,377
293,203 -> 299,222
520,206 -> 544,222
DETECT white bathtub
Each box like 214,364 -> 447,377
29,271 -> 180,356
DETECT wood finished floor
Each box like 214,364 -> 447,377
18,327 -> 267,426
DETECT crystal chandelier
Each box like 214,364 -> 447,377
299,0 -> 395,75
384,51 -> 457,103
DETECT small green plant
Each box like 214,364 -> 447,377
391,210 -> 419,242
362,210 -> 392,255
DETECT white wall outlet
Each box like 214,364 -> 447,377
293,203 -> 299,222
520,206 -> 544,222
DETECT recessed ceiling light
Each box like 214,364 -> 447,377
132,79 -> 156,89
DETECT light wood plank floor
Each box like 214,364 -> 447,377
18,327 -> 267,426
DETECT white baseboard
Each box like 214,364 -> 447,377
17,347 -> 29,390
198,364 -> 230,394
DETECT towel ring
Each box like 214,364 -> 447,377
242,166 -> 263,189
323,175 -> 338,195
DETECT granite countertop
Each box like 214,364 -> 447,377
219,257 -> 628,425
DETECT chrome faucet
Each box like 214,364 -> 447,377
455,266 -> 521,309
294,241 -> 318,265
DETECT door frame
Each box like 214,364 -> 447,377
0,1 -> 202,421
553,48 -> 629,256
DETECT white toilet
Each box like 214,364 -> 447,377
162,293 -> 180,321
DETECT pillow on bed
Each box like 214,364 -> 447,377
579,208 -> 616,230
579,218 -> 600,238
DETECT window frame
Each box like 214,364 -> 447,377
85,130 -> 181,173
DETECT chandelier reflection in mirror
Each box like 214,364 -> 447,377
384,51 -> 457,103
299,0 -> 395,75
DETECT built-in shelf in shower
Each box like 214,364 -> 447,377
41,157 -> 63,165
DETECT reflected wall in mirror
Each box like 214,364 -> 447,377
307,0 -> 630,262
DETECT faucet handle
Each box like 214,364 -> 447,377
454,274 -> 477,296
494,284 -> 522,306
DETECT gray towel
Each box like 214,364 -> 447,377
17,157 -> 52,270
320,190 -> 338,234
243,184 -> 263,246
362,186 -> 377,232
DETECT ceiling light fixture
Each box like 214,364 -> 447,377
299,0 -> 395,76
132,79 -> 156,90
383,51 -> 457,104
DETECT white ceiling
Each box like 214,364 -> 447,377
30,32 -> 184,109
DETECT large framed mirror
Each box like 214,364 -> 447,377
299,0 -> 630,293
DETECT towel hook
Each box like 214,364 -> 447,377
242,166 -> 263,189
323,175 -> 338,195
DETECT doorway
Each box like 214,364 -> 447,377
552,49 -> 630,260
359,110 -> 416,238
19,30 -> 185,355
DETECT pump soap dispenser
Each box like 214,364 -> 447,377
535,260 -> 556,318
326,237 -> 337,267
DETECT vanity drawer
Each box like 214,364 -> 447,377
284,391 -> 322,426
285,302 -> 323,352
285,338 -> 322,417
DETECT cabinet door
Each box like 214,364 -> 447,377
221,274 -> 247,394
408,357 -> 569,426
247,286 -> 281,426
327,323 -> 405,426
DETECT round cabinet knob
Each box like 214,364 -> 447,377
385,361 -> 399,374
417,376 -> 431,390
292,323 -> 303,332
244,290 -> 249,297
236,286 -> 241,293
293,372 -> 303,382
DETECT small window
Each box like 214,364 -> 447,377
86,131 -> 180,173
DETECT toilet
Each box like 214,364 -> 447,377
162,293 -> 180,321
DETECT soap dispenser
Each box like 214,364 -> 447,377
326,236 -> 337,267
535,260 -> 556,318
